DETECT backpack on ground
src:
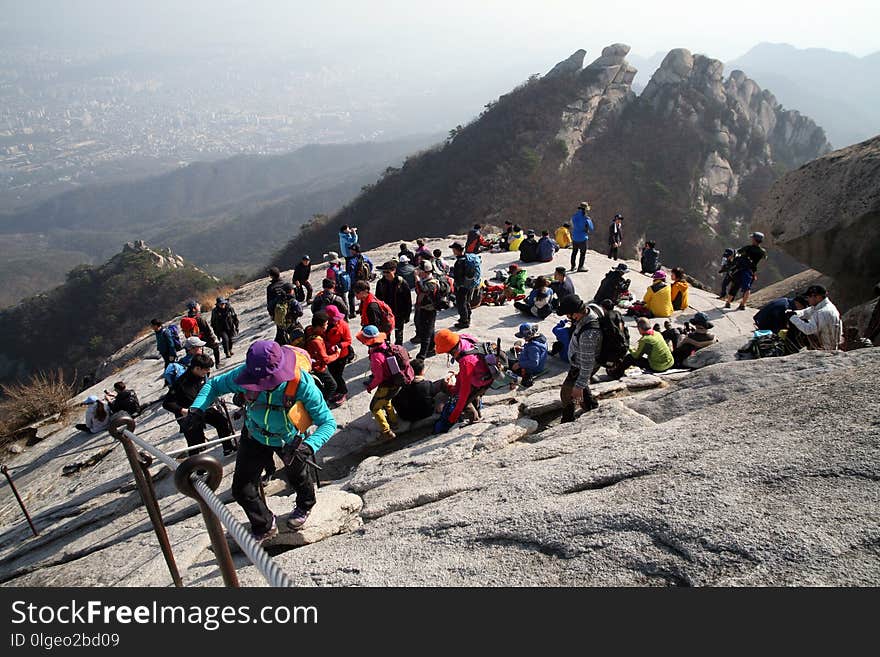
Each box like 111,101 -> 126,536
744,330 -> 786,359
164,325 -> 184,351
382,343 -> 415,387
463,254 -> 481,288
460,337 -> 509,384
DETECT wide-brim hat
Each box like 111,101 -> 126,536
234,340 -> 298,392
380,261 -> 397,272
325,305 -> 345,323
691,312 -> 714,329
615,263 -> 629,272
356,325 -> 387,346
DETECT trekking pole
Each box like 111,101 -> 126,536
1,464 -> 38,537
108,414 -> 183,587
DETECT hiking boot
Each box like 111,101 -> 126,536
736,305 -> 746,311
454,322 -> 470,329
561,407 -> 576,423
286,507 -> 311,530
410,336 -> 422,345
380,429 -> 397,442
253,516 -> 278,544
724,301 -> 731,309
222,444 -> 237,456
577,267 -> 589,272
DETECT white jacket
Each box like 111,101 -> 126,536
85,401 -> 111,433
790,297 -> 842,351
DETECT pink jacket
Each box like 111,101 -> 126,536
449,335 -> 491,424
366,346 -> 393,391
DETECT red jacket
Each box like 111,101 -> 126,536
325,318 -> 352,359
359,293 -> 395,333
304,326 -> 339,372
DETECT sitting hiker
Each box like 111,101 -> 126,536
601,299 -> 630,347
187,340 -> 336,541
550,266 -> 576,309
593,263 -> 631,305
519,230 -> 540,263
556,294 -> 602,422
504,263 -> 528,300
673,312 -> 718,366
662,320 -> 682,350
311,278 -> 350,317
304,311 -> 340,403
609,317 -> 674,378
391,359 -> 443,423
555,222 -> 572,249
358,325 -> 403,442
432,329 -> 493,433
640,240 -> 661,274
550,318 -> 572,362
788,284 -> 843,351
76,395 -> 111,434
465,224 -> 492,254
106,381 -> 140,417
643,270 -> 674,318
514,276 -> 554,319
536,230 -> 558,262
670,267 -> 690,310
754,295 -> 808,333
163,353 -> 236,457
508,323 -> 548,388
508,225 -> 525,252
432,249 -> 450,276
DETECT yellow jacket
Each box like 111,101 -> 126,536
508,230 -> 525,251
555,226 -> 572,248
643,283 -> 673,318
671,280 -> 689,310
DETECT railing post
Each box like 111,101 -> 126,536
109,413 -> 183,587
1,464 -> 38,537
174,454 -> 239,588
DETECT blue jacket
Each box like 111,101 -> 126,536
537,236 -> 558,262
339,231 -> 359,259
190,365 -> 337,453
154,328 -> 175,358
552,319 -> 572,363
518,335 -> 548,374
570,211 -> 594,242
754,297 -> 795,333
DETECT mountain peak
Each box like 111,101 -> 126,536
545,49 -> 587,78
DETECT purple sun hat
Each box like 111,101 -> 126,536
234,340 -> 298,391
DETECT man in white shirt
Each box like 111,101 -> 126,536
788,285 -> 842,351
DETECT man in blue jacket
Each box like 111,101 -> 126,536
569,201 -> 594,272
338,224 -> 359,260
188,340 -> 337,542
536,230 -> 559,262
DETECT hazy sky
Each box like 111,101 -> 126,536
2,0 -> 877,63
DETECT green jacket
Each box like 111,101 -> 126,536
505,269 -> 528,296
190,365 -> 336,452
631,331 -> 674,373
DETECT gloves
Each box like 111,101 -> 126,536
281,441 -> 314,467
179,408 -> 205,433
433,417 -> 454,435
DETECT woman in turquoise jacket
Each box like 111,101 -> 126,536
189,340 -> 337,542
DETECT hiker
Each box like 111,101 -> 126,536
354,280 -> 395,337
754,296 -> 808,333
724,232 -> 767,310
265,266 -> 286,319
292,255 -> 313,304
508,225 -> 525,252
718,248 -> 736,298
339,224 -> 359,260
432,329 -> 493,432
210,297 -> 239,359
397,242 -> 415,263
555,222 -> 572,249
537,230 -> 559,262
609,317 -> 674,378
788,284 -> 843,351
556,295 -> 601,422
76,395 -> 111,433
311,278 -> 350,317
662,321 -> 683,351
670,267 -> 690,311
324,305 -> 353,405
508,323 -> 548,388
643,270 -> 674,318
673,312 -> 718,366
106,381 -> 140,416
359,325 -> 409,442
413,239 -> 432,267
376,260 -> 413,346
396,255 -> 416,289
550,318 -> 572,362
466,224 -> 492,254
570,201 -> 594,272
180,335 -> 206,368
514,275 -> 554,319
163,353 -> 235,457
163,362 -> 186,389
498,220 -> 514,251
151,318 -> 180,368
432,248 -> 450,276
550,266 -> 576,310
347,243 -> 374,318
185,300 -> 221,365
451,241 -> 480,328
274,283 -> 305,347
188,340 -> 336,541
304,311 -> 339,403
519,229 -> 540,263
504,263 -> 528,301
413,261 -> 441,359
392,359 -> 442,422
608,213 -> 623,260
593,263 -> 631,305
640,241 -> 661,275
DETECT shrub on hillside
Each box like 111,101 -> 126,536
0,369 -> 75,439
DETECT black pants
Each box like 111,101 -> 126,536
216,331 -> 234,357
609,244 -> 619,260
295,280 -> 313,303
455,287 -> 471,326
231,430 -> 316,536
327,359 -> 348,395
571,241 -> 587,270
347,289 -> 357,319
181,406 -> 234,455
208,343 -> 221,366
608,353 -> 654,378
415,308 -> 437,359
161,352 -> 176,369
560,367 -> 596,421
312,368 -> 337,401
393,313 -> 407,346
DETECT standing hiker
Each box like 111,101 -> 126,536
375,260 -> 413,346
358,325 -> 413,442
339,224 -> 359,260
451,242 -> 480,329
265,267 -> 286,319
273,283 -> 305,347
292,255 -> 314,304
556,295 -> 602,422
724,232 -> 767,311
311,278 -> 350,317
304,311 -> 340,403
324,305 -> 353,406
354,280 -> 395,336
608,213 -> 623,260
151,318 -> 180,368
185,300 -> 222,365
570,201 -> 594,272
413,261 -> 441,360
347,244 -> 374,318
210,297 -> 239,358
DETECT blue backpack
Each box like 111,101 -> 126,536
464,254 -> 482,288
164,325 -> 184,351
336,270 -> 352,294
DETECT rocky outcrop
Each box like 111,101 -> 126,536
754,135 -> 880,311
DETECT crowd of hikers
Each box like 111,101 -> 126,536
86,202 -> 872,545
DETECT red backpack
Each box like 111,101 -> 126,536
381,343 -> 414,387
